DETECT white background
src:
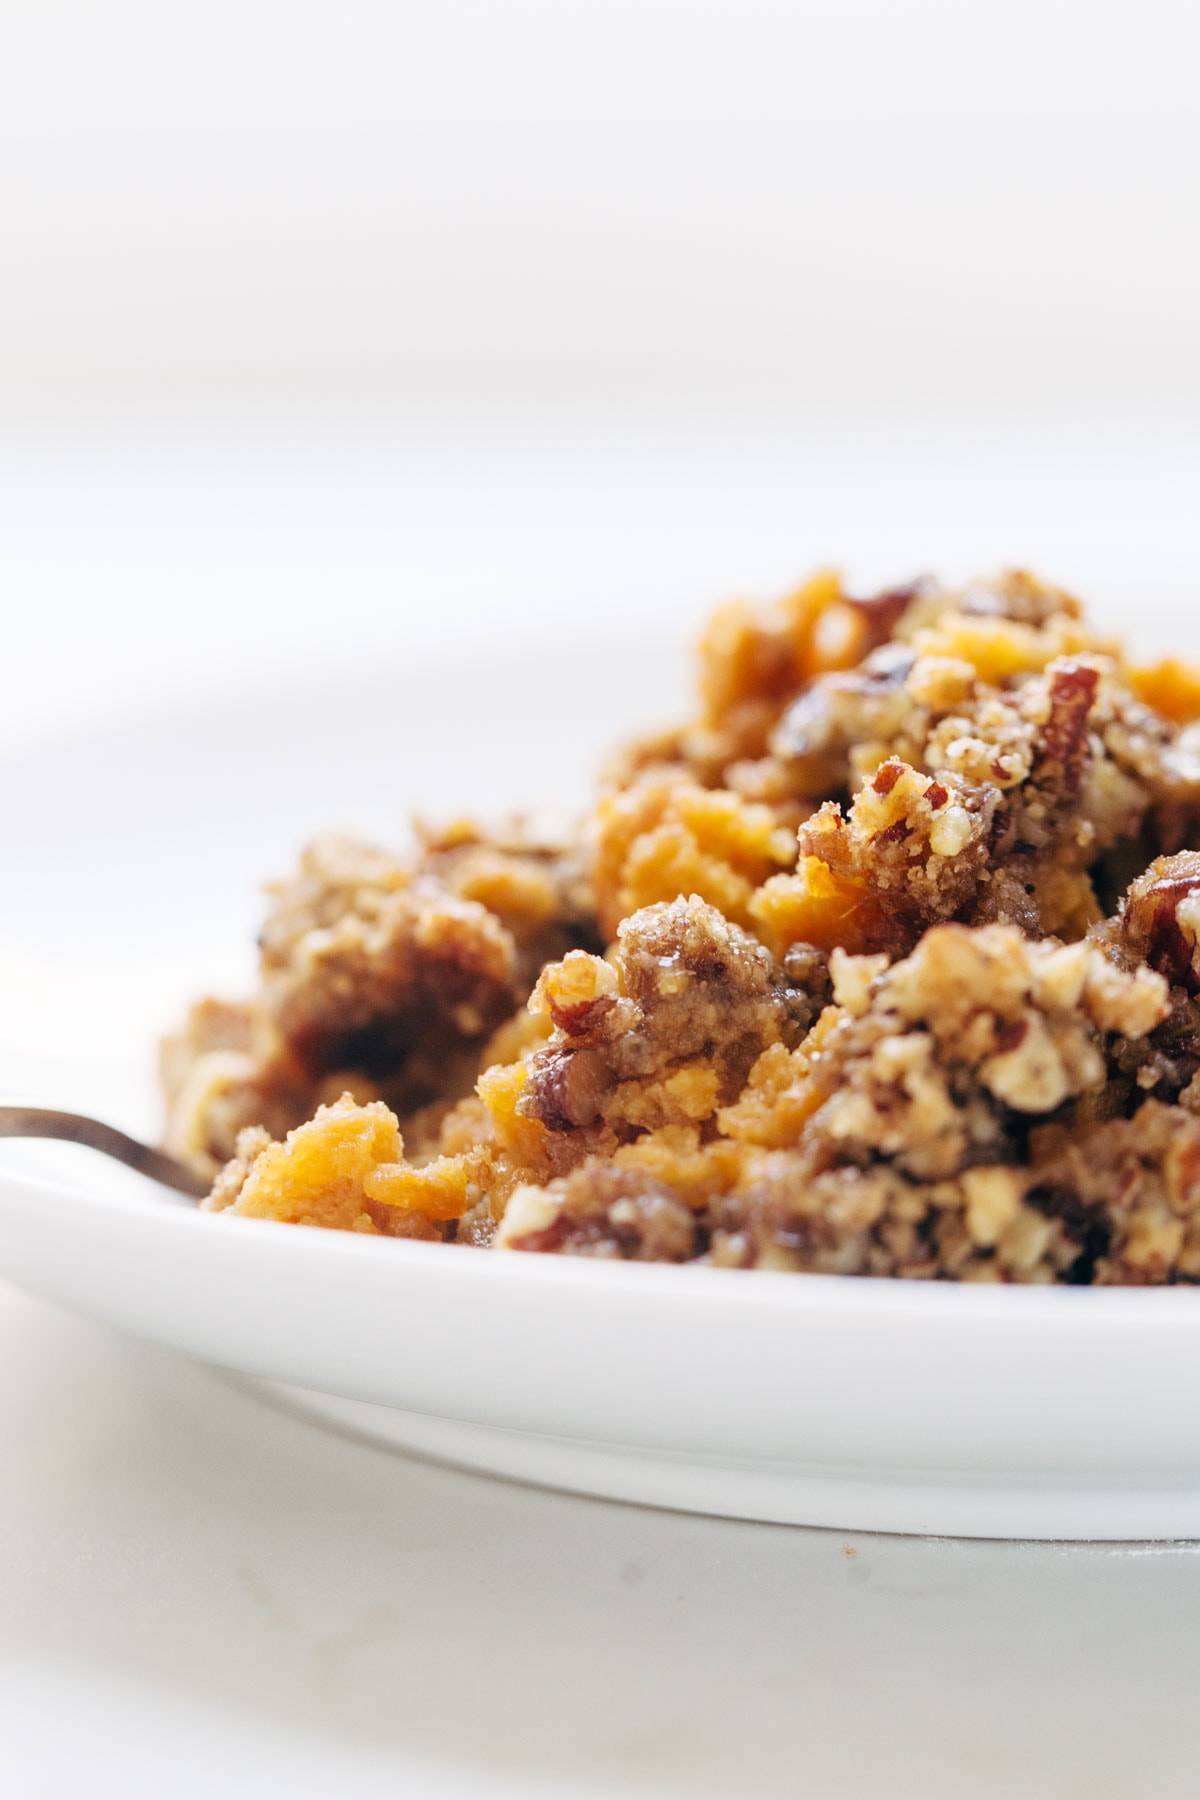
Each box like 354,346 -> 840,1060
3,0 -> 1199,718
3,0 -> 1200,432
3,2 -> 1200,1794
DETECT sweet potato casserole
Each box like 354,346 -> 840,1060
164,572 -> 1200,1282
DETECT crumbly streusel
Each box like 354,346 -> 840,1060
167,570 -> 1200,1282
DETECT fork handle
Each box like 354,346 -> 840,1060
0,1106 -> 207,1198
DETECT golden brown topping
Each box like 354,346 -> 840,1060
184,566 -> 1200,1284
520,895 -> 812,1135
1115,852 -> 1200,992
258,837 -> 521,1070
497,1166 -> 703,1261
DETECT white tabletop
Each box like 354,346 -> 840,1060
4,1283 -> 1199,1800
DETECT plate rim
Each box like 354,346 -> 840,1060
4,1148 -> 1200,1329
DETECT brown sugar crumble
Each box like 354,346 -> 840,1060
164,570 -> 1200,1283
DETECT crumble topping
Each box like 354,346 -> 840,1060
172,568 -> 1200,1282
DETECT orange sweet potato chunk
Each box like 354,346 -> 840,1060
749,858 -> 883,957
1129,658 -> 1200,725
209,1095 -> 408,1233
592,778 -> 795,937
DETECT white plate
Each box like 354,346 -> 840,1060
3,621 -> 1200,1542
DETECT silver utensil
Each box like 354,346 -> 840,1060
0,1106 -> 207,1198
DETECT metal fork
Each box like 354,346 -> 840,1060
0,1105 -> 207,1198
